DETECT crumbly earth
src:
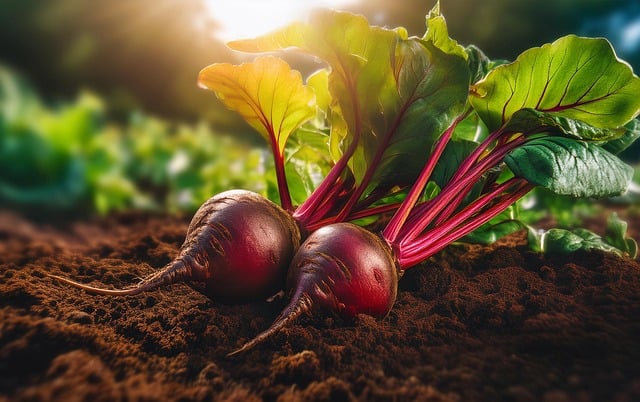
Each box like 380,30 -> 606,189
1,208 -> 639,402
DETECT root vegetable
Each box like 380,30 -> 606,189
228,222 -> 399,356
50,190 -> 302,304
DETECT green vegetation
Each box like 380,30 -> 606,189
1,4 -> 637,258
199,6 -> 639,258
0,64 -> 275,215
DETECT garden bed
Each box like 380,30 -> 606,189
1,208 -> 639,401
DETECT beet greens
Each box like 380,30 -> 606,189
223,4 -> 640,354
198,9 -> 471,231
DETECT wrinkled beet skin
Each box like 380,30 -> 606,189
287,222 -> 399,319
187,190 -> 302,304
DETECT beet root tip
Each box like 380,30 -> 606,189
226,293 -> 312,357
47,256 -> 194,296
47,274 -> 147,296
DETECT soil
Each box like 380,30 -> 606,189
1,207 -> 639,402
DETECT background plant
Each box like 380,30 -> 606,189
0,64 -> 299,216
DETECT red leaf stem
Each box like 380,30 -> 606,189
382,112 -> 468,243
398,178 -> 533,267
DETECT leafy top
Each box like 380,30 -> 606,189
198,56 -> 315,153
470,35 -> 640,131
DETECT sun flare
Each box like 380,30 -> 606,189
203,0 -> 359,42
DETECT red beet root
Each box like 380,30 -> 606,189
50,190 -> 302,304
229,222 -> 400,355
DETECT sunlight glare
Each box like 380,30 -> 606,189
203,0 -> 359,42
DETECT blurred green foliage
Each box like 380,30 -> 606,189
0,64 -> 271,217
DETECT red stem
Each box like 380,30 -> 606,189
445,127 -> 505,185
398,178 -> 533,268
401,178 -> 525,252
382,112 -> 469,244
396,133 -> 527,243
292,133 -> 359,227
305,179 -> 350,226
293,74 -> 362,228
431,135 -> 527,227
271,139 -> 293,212
306,202 -> 401,232
333,86 -> 461,223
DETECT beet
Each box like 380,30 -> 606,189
50,190 -> 302,304
229,222 -> 399,355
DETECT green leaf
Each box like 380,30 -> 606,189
306,69 -> 331,119
465,45 -> 493,84
198,56 -> 316,154
228,11 -> 403,88
227,9 -> 402,129
602,119 -> 640,155
528,223 -> 636,257
470,35 -> 640,131
226,20 -> 309,53
505,136 -> 634,197
463,219 -> 524,244
228,9 -> 469,192
422,1 -> 467,60
529,228 -> 600,254
451,110 -> 489,143
230,10 -> 401,177
502,108 -> 626,140
370,39 -> 469,188
604,213 -> 638,258
284,126 -> 333,204
363,5 -> 469,188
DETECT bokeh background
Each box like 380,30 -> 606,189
1,0 -> 638,218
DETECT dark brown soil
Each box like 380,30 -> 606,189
1,208 -> 639,402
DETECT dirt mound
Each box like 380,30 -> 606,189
1,210 -> 639,401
